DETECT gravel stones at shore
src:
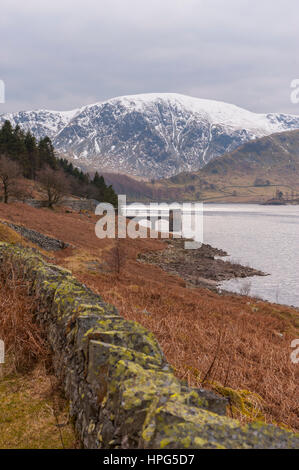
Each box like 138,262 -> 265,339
138,239 -> 266,289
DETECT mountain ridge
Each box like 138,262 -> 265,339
2,93 -> 299,179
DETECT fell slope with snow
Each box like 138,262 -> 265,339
2,93 -> 299,178
0,108 -> 80,140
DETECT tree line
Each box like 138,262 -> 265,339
0,120 -> 118,207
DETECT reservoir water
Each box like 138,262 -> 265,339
203,204 -> 299,308
125,203 -> 299,307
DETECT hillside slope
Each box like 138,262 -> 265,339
0,109 -> 79,140
0,202 -> 298,432
153,129 -> 299,202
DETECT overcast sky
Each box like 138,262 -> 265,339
1,0 -> 299,114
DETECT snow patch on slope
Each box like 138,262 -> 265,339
2,93 -> 299,178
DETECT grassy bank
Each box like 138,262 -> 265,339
0,202 -> 298,434
0,254 -> 77,449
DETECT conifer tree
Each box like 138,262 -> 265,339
0,120 -> 118,206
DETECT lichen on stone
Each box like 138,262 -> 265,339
1,242 -> 298,450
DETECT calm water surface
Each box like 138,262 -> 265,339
203,204 -> 299,308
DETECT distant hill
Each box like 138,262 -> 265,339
203,128 -> 299,176
146,129 -> 299,203
96,173 -> 183,202
56,128 -> 299,203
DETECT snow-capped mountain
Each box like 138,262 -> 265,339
0,108 -> 80,140
2,93 -> 299,179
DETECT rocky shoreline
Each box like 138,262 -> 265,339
138,239 -> 267,290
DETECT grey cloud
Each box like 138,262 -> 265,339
1,0 -> 299,114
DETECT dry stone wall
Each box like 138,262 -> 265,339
24,198 -> 99,212
0,242 -> 298,449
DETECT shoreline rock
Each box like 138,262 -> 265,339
138,239 -> 267,290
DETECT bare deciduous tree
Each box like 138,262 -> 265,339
37,166 -> 70,208
12,179 -> 33,202
0,155 -> 22,203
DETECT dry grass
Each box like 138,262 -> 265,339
0,364 -> 78,449
0,253 -> 77,449
0,223 -> 24,244
93,274 -> 299,431
0,260 -> 47,374
1,202 -> 298,432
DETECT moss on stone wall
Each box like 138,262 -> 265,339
0,242 -> 298,449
